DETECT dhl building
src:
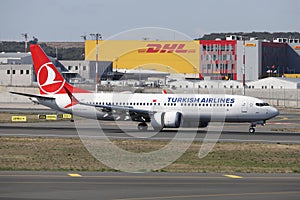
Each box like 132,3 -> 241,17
85,40 -> 200,77
85,38 -> 300,81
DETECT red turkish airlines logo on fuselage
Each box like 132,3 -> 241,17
37,62 -> 65,94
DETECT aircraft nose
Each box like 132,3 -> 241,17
269,107 -> 279,118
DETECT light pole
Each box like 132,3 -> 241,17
55,47 -> 58,60
90,33 -> 102,93
21,33 -> 28,53
242,38 -> 246,96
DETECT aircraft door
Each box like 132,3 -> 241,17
241,101 -> 247,113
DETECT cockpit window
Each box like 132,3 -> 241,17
255,103 -> 269,107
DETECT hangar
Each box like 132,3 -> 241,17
85,40 -> 200,78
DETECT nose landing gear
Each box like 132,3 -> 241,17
248,120 -> 266,134
249,126 -> 256,134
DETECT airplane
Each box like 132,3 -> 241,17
10,44 -> 279,134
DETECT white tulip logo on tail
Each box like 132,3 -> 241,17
37,62 -> 65,94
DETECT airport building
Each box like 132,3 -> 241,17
58,60 -> 112,83
199,40 -> 237,80
85,37 -> 300,81
84,40 -> 200,78
200,36 -> 296,81
1,36 -> 300,87
0,52 -> 33,86
247,77 -> 300,89
0,52 -> 111,86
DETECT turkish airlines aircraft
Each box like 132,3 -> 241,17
11,45 -> 279,133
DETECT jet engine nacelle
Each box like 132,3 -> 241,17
150,112 -> 182,130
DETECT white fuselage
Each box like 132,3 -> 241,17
37,92 -> 279,125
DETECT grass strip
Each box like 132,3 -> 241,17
0,136 -> 299,173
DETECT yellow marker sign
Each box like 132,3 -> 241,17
38,115 -> 46,119
63,114 -> 72,119
68,173 -> 82,177
224,174 -> 243,179
46,115 -> 57,120
11,116 -> 27,122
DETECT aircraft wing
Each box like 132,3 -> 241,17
80,102 -> 152,122
64,86 -> 153,122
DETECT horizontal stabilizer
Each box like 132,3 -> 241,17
9,91 -> 55,100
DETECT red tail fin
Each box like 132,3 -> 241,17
30,44 -> 90,95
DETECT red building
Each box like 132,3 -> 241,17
200,40 -> 237,80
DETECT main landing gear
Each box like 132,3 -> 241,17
137,122 -> 148,131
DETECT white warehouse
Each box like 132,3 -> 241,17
247,77 -> 300,89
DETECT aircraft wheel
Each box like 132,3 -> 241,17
137,123 -> 148,131
249,127 -> 255,134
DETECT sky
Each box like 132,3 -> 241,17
1,0 -> 299,41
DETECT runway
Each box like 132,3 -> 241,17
0,114 -> 300,144
0,171 -> 299,200
1,111 -> 299,200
